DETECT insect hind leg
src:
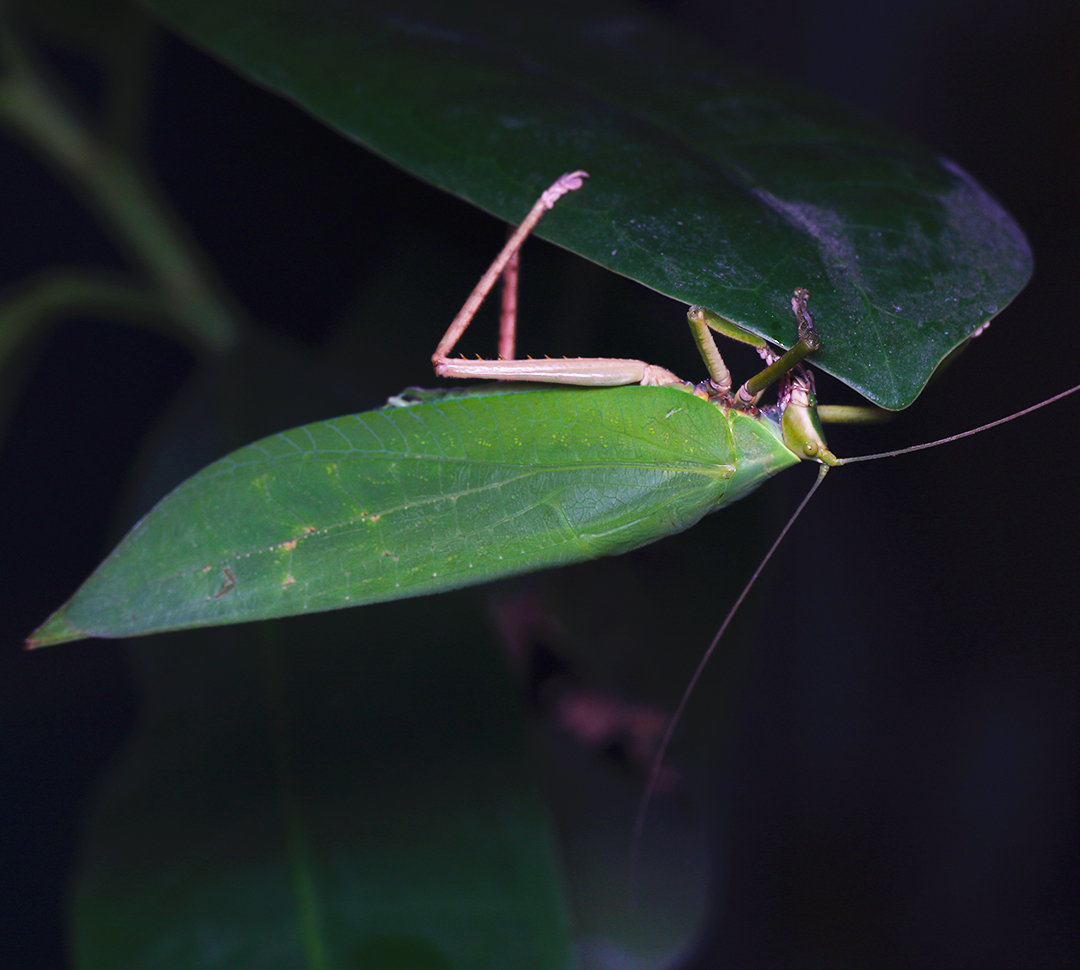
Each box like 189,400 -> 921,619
432,171 -> 686,389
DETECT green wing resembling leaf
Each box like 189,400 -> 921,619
29,385 -> 796,646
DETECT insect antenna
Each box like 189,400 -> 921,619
837,383 -> 1080,464
629,462 -> 830,901
629,377 -> 1080,901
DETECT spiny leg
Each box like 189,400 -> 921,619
433,170 -> 589,367
432,171 -> 684,388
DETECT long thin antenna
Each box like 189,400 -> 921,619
629,462 -> 830,899
838,383 -> 1080,464
628,379 -> 1080,900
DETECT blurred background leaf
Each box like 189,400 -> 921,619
71,612 -> 575,970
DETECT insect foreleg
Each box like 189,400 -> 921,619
732,288 -> 821,407
687,289 -> 824,406
686,306 -> 734,396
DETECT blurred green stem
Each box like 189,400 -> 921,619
0,16 -> 241,353
257,623 -> 329,970
0,270 -> 174,363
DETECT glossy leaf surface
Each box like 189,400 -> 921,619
29,385 -> 799,645
138,0 -> 1031,408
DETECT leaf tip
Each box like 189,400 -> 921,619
25,605 -> 88,649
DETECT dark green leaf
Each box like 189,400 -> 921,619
70,609 -> 577,970
137,0 -> 1030,408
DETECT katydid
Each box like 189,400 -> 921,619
25,171 -> 1079,664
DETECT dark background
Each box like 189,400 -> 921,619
2,0 -> 1078,967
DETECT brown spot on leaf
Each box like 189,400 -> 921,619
212,566 -> 237,598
